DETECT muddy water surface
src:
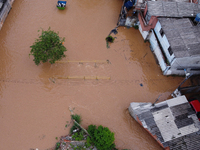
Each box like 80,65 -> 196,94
0,0 -> 184,150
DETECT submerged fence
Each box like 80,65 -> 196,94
51,60 -> 111,82
52,76 -> 111,80
55,60 -> 110,64
49,76 -> 111,83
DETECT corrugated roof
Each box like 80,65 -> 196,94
158,18 -> 200,57
147,1 -> 200,17
129,95 -> 200,149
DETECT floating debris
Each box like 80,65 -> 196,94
57,1 -> 67,10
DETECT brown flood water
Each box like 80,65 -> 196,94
0,0 -> 184,150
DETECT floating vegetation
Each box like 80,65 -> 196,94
106,35 -> 115,48
106,35 -> 115,43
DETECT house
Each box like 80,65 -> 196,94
0,0 -> 15,30
129,95 -> 200,149
136,0 -> 200,75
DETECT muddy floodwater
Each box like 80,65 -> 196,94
0,0 -> 184,150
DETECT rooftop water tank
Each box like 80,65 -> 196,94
195,13 -> 200,22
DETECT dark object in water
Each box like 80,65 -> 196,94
57,1 -> 67,10
111,28 -> 118,35
106,36 -> 115,43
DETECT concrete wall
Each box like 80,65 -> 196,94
172,56 -> 200,69
149,31 -> 168,72
165,56 -> 200,75
154,21 -> 175,64
138,23 -> 149,40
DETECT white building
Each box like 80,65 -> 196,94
137,1 -> 200,75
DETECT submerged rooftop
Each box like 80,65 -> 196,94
129,95 -> 200,149
158,17 -> 200,58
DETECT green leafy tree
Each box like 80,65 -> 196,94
30,28 -> 67,65
87,125 -> 116,150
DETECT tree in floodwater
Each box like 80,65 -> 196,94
29,28 -> 67,65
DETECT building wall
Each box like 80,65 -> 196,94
138,23 -> 149,40
154,21 -> 175,64
166,56 -> 200,75
172,56 -> 200,69
149,31 -> 168,72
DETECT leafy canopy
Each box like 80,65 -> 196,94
87,125 -> 115,150
30,28 -> 67,65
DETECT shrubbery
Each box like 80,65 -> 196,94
86,125 -> 116,150
105,35 -> 115,43
55,113 -> 117,150
70,114 -> 82,134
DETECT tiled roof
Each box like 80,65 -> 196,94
147,1 -> 200,17
129,95 -> 200,149
158,18 -> 200,58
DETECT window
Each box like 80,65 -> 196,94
160,28 -> 164,37
168,46 -> 173,55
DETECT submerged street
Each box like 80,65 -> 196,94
0,0 -> 184,149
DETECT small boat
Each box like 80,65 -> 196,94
57,1 -> 67,10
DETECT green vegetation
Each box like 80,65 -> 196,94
106,35 -> 115,43
29,28 -> 67,65
65,121 -> 70,128
72,130 -> 84,141
70,114 -> 85,141
133,24 -> 139,29
86,125 -> 116,150
70,114 -> 82,134
105,35 -> 115,48
55,142 -> 60,150
71,114 -> 82,124
54,112 -> 119,150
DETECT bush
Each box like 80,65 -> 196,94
87,125 -> 115,150
30,28 -> 67,65
72,130 -> 85,141
105,35 -> 115,43
70,114 -> 82,134
71,114 -> 81,124
55,142 -> 60,150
